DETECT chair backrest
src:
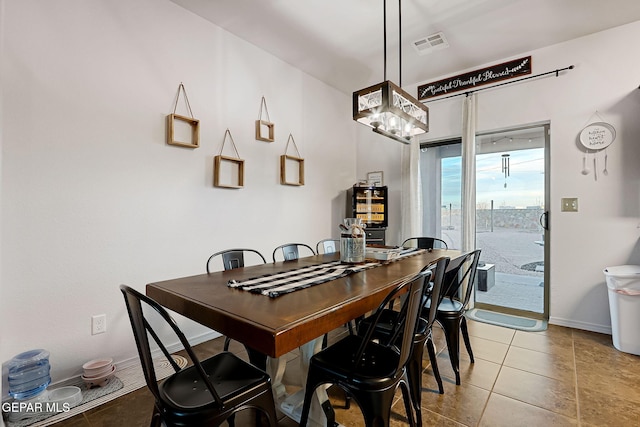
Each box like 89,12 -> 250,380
424,256 -> 450,328
120,285 -> 223,407
206,248 -> 266,273
272,243 -> 315,262
316,239 -> 339,254
356,267 -> 431,374
402,237 -> 449,250
441,249 -> 481,307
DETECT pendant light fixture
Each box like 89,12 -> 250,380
352,0 -> 429,144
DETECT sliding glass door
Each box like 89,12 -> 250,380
420,124 -> 550,319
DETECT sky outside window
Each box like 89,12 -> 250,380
442,147 -> 544,209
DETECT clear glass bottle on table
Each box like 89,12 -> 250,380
340,218 -> 366,264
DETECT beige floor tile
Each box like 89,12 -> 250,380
426,349 -> 501,391
573,328 -> 640,367
578,386 -> 640,426
575,359 -> 640,405
504,345 -> 575,382
538,323 -> 574,338
465,319 -> 516,344
511,329 -> 574,357
390,400 -> 467,427
480,393 -> 578,427
466,334 -> 510,364
329,387 -> 410,426
493,366 -> 577,418
421,380 -> 491,426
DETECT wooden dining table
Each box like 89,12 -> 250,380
146,248 -> 463,425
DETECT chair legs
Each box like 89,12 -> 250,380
439,314 -> 462,385
404,332 -> 444,426
438,313 -> 474,385
461,316 -> 474,363
425,338 -> 444,394
150,406 -> 162,427
223,336 -> 231,351
406,336 -> 426,426
300,369 -> 416,427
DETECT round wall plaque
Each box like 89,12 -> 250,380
579,122 -> 616,150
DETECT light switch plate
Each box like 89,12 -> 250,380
561,197 -> 578,212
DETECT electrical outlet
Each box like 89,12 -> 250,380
561,197 -> 578,212
92,314 -> 107,335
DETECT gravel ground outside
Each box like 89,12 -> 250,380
439,227 -> 545,313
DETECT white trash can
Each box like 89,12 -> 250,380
603,265 -> 640,355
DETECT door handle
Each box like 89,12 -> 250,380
539,211 -> 549,230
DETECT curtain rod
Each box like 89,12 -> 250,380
423,65 -> 574,102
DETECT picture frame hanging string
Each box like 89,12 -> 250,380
173,82 -> 195,118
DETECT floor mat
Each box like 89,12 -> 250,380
467,308 -> 547,332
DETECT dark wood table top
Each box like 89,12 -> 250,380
146,249 -> 462,358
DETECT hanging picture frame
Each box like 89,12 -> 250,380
167,83 -> 199,148
214,129 -> 245,189
280,134 -> 305,186
255,96 -> 275,142
366,171 -> 384,186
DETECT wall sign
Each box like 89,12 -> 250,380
417,56 -> 532,100
579,122 -> 616,150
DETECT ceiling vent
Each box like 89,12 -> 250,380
412,32 -> 449,55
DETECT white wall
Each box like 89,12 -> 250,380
0,0 -> 356,385
357,21 -> 640,333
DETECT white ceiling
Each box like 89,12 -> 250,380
170,0 -> 640,95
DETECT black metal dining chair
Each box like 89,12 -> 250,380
120,285 -> 277,427
299,268 -> 431,427
356,257 -> 449,425
206,248 -> 267,351
316,238 -> 340,254
426,249 -> 481,385
402,236 -> 449,250
272,242 -> 315,262
206,248 -> 267,274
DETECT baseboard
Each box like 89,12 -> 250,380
46,330 -> 222,391
549,317 -> 612,335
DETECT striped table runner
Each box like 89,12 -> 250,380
228,260 -> 380,297
228,248 -> 423,298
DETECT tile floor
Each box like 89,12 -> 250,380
49,320 -> 640,426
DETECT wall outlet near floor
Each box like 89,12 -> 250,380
561,197 -> 578,212
92,314 -> 107,335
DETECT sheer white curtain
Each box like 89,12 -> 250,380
401,137 -> 422,243
461,94 -> 477,252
